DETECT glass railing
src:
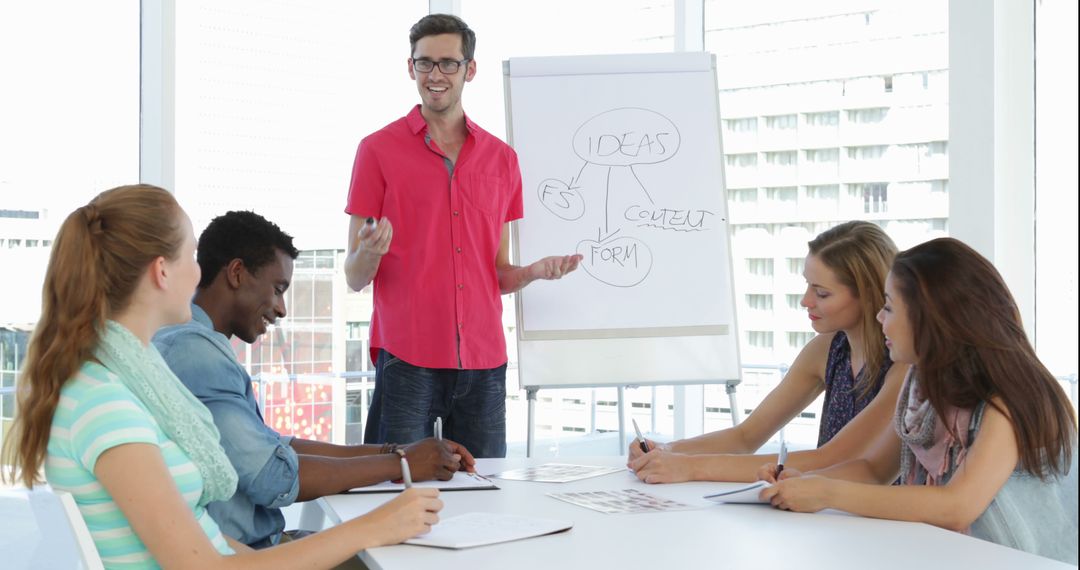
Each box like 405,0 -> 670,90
5,369 -> 1073,455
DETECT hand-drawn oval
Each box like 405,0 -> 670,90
536,178 -> 585,221
572,107 -> 681,167
575,235 -> 653,287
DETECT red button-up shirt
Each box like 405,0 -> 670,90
345,105 -> 524,370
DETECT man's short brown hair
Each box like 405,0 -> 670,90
409,14 -> 475,60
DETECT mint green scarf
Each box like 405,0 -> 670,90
93,320 -> 237,505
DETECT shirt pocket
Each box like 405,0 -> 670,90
458,173 -> 506,219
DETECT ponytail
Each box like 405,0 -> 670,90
2,185 -> 182,487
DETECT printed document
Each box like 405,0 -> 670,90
548,488 -> 695,514
491,463 -> 624,483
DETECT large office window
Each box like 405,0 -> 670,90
704,0 -> 950,444
0,2 -> 140,449
463,0 -> 673,137
173,0 -> 428,246
171,0 -> 428,444
1034,0 -> 1078,404
461,0 -> 676,447
2,2 -> 1073,456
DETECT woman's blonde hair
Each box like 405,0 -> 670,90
808,221 -> 898,399
2,184 -> 183,488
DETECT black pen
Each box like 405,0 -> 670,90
631,418 -> 650,454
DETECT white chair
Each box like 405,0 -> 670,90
54,489 -> 105,570
296,500 -> 328,532
0,485 -> 103,570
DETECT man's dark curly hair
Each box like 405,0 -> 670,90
197,210 -> 299,289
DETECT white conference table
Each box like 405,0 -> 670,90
316,456 -> 1075,570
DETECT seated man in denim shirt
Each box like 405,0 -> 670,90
154,211 -> 475,548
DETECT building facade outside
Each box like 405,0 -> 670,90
698,0 -> 950,443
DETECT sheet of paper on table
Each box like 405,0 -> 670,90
547,488 -> 696,514
703,480 -> 772,504
347,471 -> 498,493
404,512 -> 573,549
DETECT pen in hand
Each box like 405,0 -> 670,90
358,217 -> 378,241
400,456 -> 413,489
776,440 -> 788,478
434,416 -> 443,441
631,418 -> 650,454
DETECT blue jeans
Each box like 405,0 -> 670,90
364,350 -> 507,458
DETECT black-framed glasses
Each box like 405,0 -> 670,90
411,58 -> 470,74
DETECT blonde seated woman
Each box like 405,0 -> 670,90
629,221 -> 910,483
760,238 -> 1077,565
1,185 -> 441,569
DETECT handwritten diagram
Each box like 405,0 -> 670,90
535,107 -> 719,287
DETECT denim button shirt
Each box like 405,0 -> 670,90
153,304 -> 300,548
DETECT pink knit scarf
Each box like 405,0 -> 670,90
895,368 -> 974,486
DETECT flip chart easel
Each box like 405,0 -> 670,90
503,53 -> 742,455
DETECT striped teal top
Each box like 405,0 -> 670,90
45,361 -> 234,568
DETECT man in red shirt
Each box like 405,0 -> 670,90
344,14 -> 581,458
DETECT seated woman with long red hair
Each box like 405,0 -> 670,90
2,185 -> 442,569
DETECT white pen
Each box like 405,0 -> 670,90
776,440 -> 788,477
631,418 -> 650,454
434,416 -> 443,441
400,456 -> 413,489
